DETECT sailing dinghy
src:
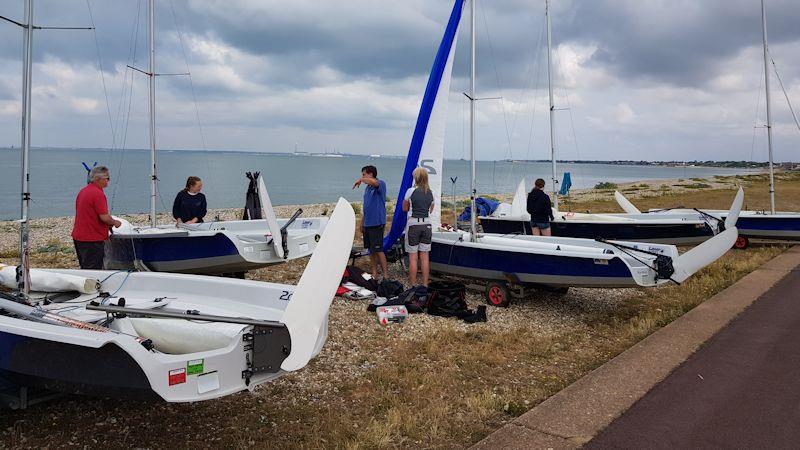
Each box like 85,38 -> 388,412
481,178 -> 723,244
383,0 -> 741,297
0,198 -> 355,402
1,3 -> 353,402
107,174 -> 328,275
614,190 -> 800,246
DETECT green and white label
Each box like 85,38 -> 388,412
187,359 -> 204,375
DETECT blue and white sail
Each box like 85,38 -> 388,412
383,0 -> 464,251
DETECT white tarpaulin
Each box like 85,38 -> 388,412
0,265 -> 100,294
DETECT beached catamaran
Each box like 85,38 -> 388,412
0,0 -> 354,402
104,1 -> 327,275
614,0 -> 800,249
384,0 -> 742,305
475,3 -> 726,245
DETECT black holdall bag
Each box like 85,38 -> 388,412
377,279 -> 404,298
426,280 -> 467,317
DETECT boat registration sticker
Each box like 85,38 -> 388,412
169,368 -> 187,386
187,359 -> 204,375
593,259 -> 609,265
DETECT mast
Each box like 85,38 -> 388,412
761,0 -> 775,214
18,0 -> 34,296
148,0 -> 157,226
546,0 -> 558,211
468,0 -> 477,240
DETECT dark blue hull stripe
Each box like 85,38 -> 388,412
480,218 -> 713,243
429,241 -> 633,279
107,234 -> 239,264
735,216 -> 800,237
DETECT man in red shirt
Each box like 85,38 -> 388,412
71,166 -> 121,269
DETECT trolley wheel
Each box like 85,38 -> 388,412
734,236 -> 749,250
485,282 -> 511,307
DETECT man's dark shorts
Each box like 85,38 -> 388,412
74,240 -> 106,269
362,225 -> 385,254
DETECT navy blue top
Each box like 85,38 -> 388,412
526,189 -> 554,223
172,190 -> 207,223
362,179 -> 387,227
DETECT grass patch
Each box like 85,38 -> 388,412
594,181 -> 618,190
0,249 -> 19,259
36,238 -> 72,254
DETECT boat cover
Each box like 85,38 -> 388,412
0,265 -> 100,293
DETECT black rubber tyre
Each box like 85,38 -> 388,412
485,281 -> 511,307
734,236 -> 749,250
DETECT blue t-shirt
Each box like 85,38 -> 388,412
362,179 -> 387,227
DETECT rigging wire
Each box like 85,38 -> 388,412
771,57 -> 800,134
477,2 -> 513,166
749,62 -> 765,162
110,0 -> 144,210
168,0 -> 217,192
479,0 -> 547,193
525,14 -> 548,162
85,0 -> 116,166
549,23 -> 586,193
558,72 -> 586,191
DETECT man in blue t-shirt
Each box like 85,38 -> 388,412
353,165 -> 388,279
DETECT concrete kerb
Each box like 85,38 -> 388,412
472,245 -> 800,450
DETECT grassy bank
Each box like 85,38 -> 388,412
0,172 -> 796,448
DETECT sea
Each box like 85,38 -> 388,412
0,147 -> 757,220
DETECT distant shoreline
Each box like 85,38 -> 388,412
0,147 -> 795,168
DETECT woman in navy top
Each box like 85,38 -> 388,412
172,176 -> 207,225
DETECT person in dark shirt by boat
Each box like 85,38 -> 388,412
527,178 -> 554,236
172,176 -> 207,226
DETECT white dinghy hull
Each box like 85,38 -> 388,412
0,199 -> 355,402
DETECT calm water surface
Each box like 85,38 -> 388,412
0,148 -> 755,219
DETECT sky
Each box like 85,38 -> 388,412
0,0 -> 798,162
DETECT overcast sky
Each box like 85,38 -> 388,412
0,0 -> 798,161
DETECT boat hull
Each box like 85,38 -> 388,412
645,209 -> 800,241
479,217 -> 714,245
107,232 -> 261,274
107,218 -> 326,275
0,331 -> 159,400
727,214 -> 800,240
0,268 -> 335,402
429,236 -> 646,288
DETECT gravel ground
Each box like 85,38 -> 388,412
0,176 -> 754,448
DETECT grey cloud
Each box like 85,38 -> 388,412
556,0 -> 800,87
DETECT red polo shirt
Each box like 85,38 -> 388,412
71,183 -> 110,242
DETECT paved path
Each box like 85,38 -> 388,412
472,246 -> 800,449
587,268 -> 800,449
